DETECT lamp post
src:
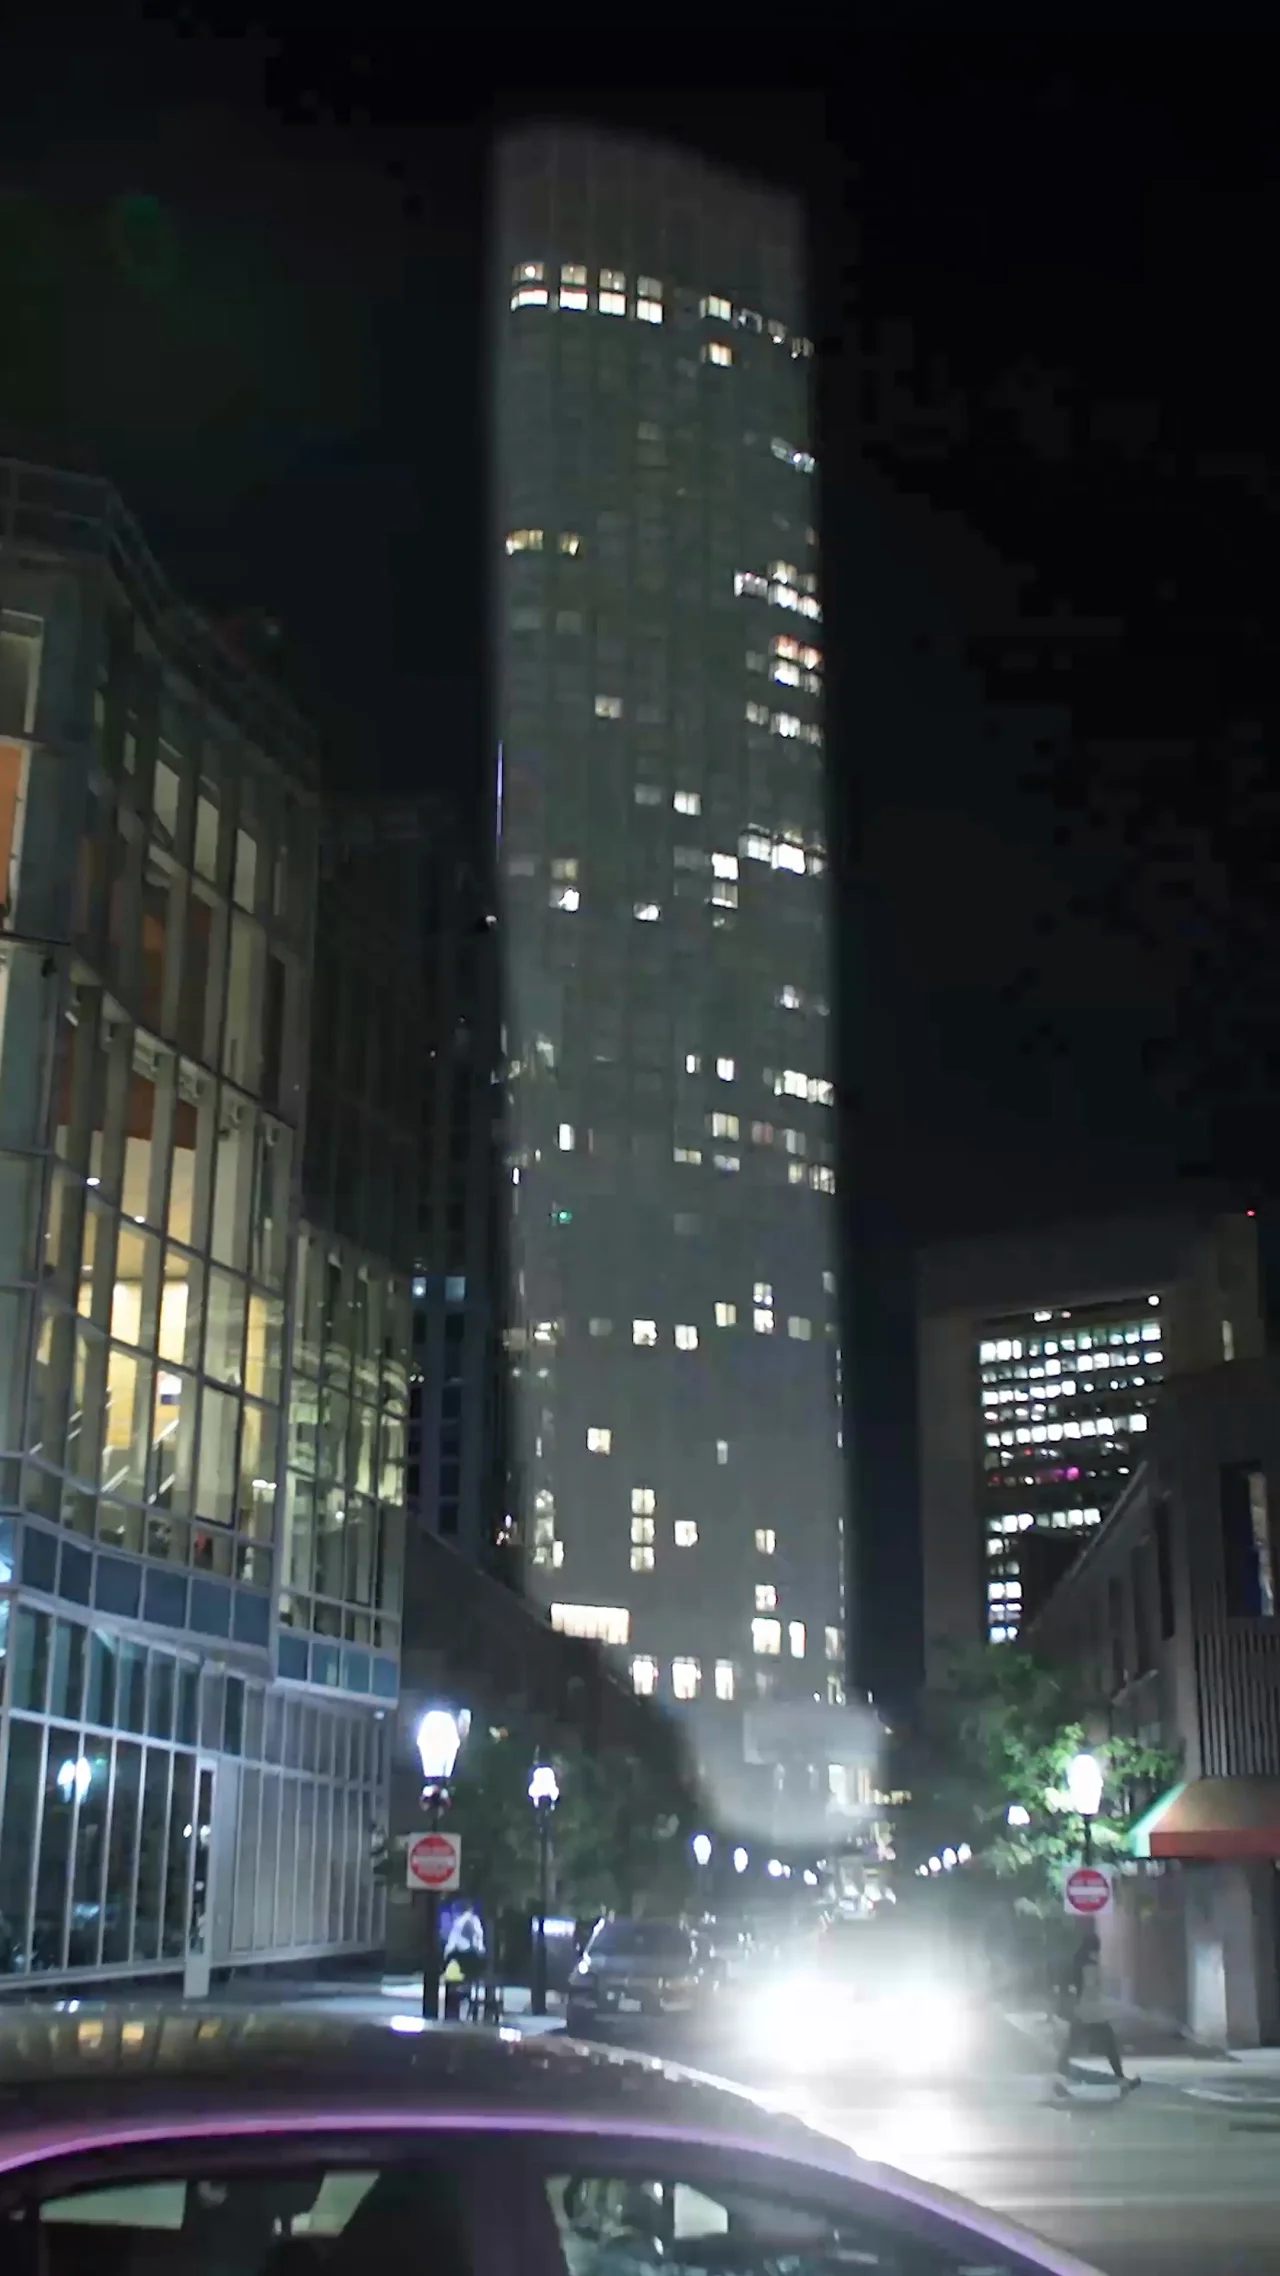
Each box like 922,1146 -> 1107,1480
691,1831 -> 712,1916
528,1761 -> 560,2017
416,1708 -> 463,2021
1066,1750 -> 1104,1865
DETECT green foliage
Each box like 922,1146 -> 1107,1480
906,1644 -> 1180,1917
445,1714 -> 697,1922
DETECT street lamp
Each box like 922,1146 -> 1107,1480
528,1760 -> 560,2017
415,1708 -> 463,2022
1066,1751 -> 1104,1864
732,1846 -> 749,1875
1006,1802 -> 1031,1829
691,1832 -> 712,1867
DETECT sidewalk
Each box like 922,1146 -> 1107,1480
1003,1999 -> 1228,2061
212,1973 -> 565,2036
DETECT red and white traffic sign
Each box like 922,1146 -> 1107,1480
406,1831 -> 462,1893
1063,1864 -> 1113,1918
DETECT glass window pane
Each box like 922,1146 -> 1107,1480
117,1639 -> 147,1734
168,1063 -> 214,1252
48,1620 -> 86,1723
68,1744 -> 110,1969
195,1384 -> 239,1525
211,1092 -> 255,1271
233,1767 -> 261,1948
245,1291 -> 284,1403
223,912 -> 265,1092
102,1738 -> 142,1963
134,1747 -> 170,1960
0,1719 -> 43,1972
85,1632 -> 117,1728
239,1401 -> 278,1535
102,1346 -> 151,1502
162,1754 -> 196,1958
147,1652 -> 176,1740
275,1778 -> 298,1946
10,1606 -> 50,1711
158,1249 -> 203,1368
150,1365 -> 196,1514
32,1725 -> 80,1972
111,1223 -> 161,1352
204,1268 -> 247,1387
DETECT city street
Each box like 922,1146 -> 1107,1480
252,1981 -> 1280,2276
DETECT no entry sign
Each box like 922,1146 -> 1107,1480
406,1831 -> 462,1893
1063,1863 -> 1113,1918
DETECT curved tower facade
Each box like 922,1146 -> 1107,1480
493,126 -> 845,1803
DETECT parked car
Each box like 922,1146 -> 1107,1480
0,2006 -> 1101,2276
565,1917 -> 709,2034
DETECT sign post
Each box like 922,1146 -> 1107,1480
407,1831 -> 462,1895
1063,1863 -> 1113,1919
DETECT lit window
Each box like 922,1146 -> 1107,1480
685,1052 -> 701,1073
701,294 -> 732,320
675,1324 -> 699,1351
632,1655 -> 658,1695
745,701 -> 770,725
711,882 -> 738,909
633,1320 -> 658,1347
673,1146 -> 703,1165
773,840 -> 805,874
753,1121 -> 775,1145
674,789 -> 701,815
735,572 -> 768,599
825,1625 -> 842,1660
637,274 -> 662,297
773,660 -> 801,687
754,1309 -> 774,1334
586,1428 -> 611,1454
550,856 -> 578,879
549,886 -> 579,911
600,267 -> 626,291
672,1657 -> 701,1700
558,532 -> 582,555
715,1660 -> 735,1701
713,1153 -> 740,1173
715,1302 -> 737,1327
675,1520 -> 698,1547
506,529 -> 544,553
788,1316 -> 812,1341
595,694 -> 623,719
551,1603 -> 630,1645
703,341 -> 733,367
630,1545 -> 655,1572
789,1620 -> 807,1659
631,1487 -> 656,1515
637,296 -> 663,324
716,1440 -> 729,1465
752,1617 -> 782,1656
755,1583 -> 778,1611
559,287 -> 588,310
773,712 -> 801,739
709,1112 -> 739,1139
756,1528 -> 776,1555
558,1124 -> 575,1151
634,902 -> 661,922
511,285 -> 549,308
810,1165 -> 836,1193
512,261 -> 545,282
631,1516 -> 654,1544
754,1283 -> 773,1305
589,1318 -> 611,1337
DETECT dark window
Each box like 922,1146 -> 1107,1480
1131,1545 -> 1153,1675
1220,1462 -> 1276,1619
1107,1575 -> 1127,1693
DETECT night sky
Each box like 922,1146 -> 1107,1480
3,13 -> 1275,1702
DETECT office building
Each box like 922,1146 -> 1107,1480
0,460 -> 391,1991
918,1210 -> 1262,1682
493,126 -> 846,1809
1029,1353 -> 1280,2047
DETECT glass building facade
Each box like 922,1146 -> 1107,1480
0,461 -> 393,1987
493,130 -> 846,1801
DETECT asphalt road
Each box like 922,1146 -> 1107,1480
692,2011 -> 1280,2276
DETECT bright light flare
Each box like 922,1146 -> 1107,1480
744,1976 -> 977,2079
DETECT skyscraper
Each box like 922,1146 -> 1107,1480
493,126 -> 845,1807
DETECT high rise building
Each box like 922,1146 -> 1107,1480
0,461 -> 393,1991
918,1210 -> 1262,1682
493,127 -> 846,1807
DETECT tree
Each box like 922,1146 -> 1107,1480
905,1644 -> 1179,1919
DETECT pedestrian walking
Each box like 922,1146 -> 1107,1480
1055,1926 -> 1139,2092
443,1901 -> 486,2021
